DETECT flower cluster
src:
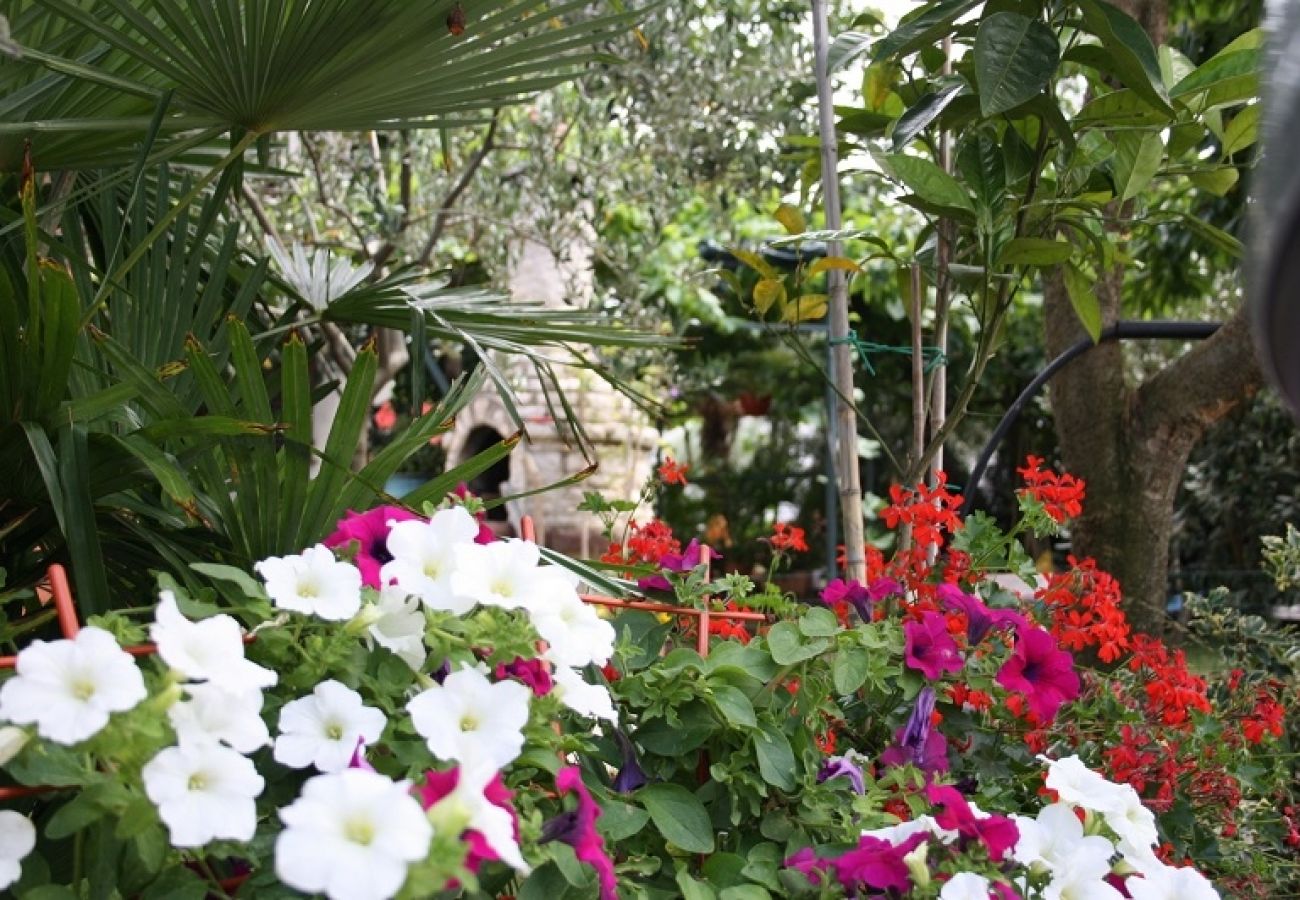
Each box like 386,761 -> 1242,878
0,503 -> 620,899
1016,455 -> 1086,525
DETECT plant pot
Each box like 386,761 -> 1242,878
736,391 -> 772,416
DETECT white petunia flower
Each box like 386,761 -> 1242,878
365,585 -> 427,671
407,666 -> 530,769
151,591 -> 276,691
529,589 -> 616,668
276,768 -> 433,900
0,626 -> 146,745
1013,802 -> 1116,875
552,665 -> 618,723
1040,754 -> 1127,814
940,872 -> 992,900
1125,864 -> 1221,900
450,539 -> 544,611
169,683 -> 270,754
427,763 -> 529,872
0,811 -> 35,890
1102,784 -> 1160,863
142,740 -> 264,847
1042,847 -> 1125,900
274,680 -> 386,772
380,508 -> 480,613
863,814 -> 959,846
256,545 -> 362,621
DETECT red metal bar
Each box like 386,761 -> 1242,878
0,785 -> 60,801
578,594 -> 767,622
48,564 -> 80,639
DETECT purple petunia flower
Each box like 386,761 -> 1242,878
995,625 -> 1081,723
324,506 -> 418,588
832,832 -> 927,894
880,687 -> 950,775
611,731 -> 648,794
819,577 -> 902,621
637,539 -> 713,591
817,753 -> 866,794
937,583 -> 1028,646
543,767 -> 619,900
904,612 -> 964,679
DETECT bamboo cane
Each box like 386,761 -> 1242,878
810,0 -> 867,583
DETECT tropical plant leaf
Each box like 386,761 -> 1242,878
973,12 -> 1059,117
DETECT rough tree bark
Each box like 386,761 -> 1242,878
1044,276 -> 1263,636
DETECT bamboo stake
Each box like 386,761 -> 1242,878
929,35 -> 954,490
810,0 -> 867,583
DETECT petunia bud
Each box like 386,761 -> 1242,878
903,839 -> 930,888
0,726 -> 28,765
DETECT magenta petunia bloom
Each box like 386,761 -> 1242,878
784,847 -> 833,887
831,832 -> 926,894
925,783 -> 1019,861
415,767 -> 520,874
493,657 -> 553,697
543,767 -> 618,900
937,583 -> 1028,646
638,539 -> 713,591
995,625 -> 1081,722
820,577 -> 902,621
323,506 -> 418,588
904,612 -> 964,679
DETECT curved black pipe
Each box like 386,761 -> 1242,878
959,320 -> 1222,518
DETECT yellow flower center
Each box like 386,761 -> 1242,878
344,816 -> 376,846
459,713 -> 478,732
188,772 -> 208,791
325,721 -> 344,740
70,678 -> 96,701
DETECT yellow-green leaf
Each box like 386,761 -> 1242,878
729,247 -> 777,280
806,256 -> 863,277
1188,167 -> 1239,196
774,204 -> 806,236
996,238 -> 1073,267
781,294 -> 828,323
753,279 -> 786,316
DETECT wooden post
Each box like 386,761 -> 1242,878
810,0 -> 867,583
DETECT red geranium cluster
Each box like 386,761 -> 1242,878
1037,556 -> 1130,663
880,471 -> 963,550
600,519 -> 680,567
657,456 -> 689,487
1126,634 -> 1213,726
1017,454 -> 1085,523
769,522 -> 809,554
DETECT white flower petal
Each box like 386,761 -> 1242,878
274,680 -> 386,772
0,811 -> 35,890
552,666 -> 618,723
143,741 -> 263,847
256,546 -> 362,621
407,666 -> 530,768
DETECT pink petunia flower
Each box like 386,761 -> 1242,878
995,625 -> 1081,723
880,687 -> 950,775
323,506 -> 418,588
493,657 -> 553,697
925,783 -> 1019,861
904,612 -> 965,679
637,539 -> 712,592
415,767 -> 520,874
543,767 -> 618,900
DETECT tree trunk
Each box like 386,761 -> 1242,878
1045,267 -> 1263,636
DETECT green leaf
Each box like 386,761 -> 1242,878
779,293 -> 827,324
720,887 -> 774,900
798,607 -> 840,637
676,870 -> 718,900
766,621 -> 830,665
1078,0 -> 1173,115
753,721 -> 797,791
871,0 -> 983,64
639,783 -> 715,853
1063,262 -> 1102,342
710,684 -> 757,729
996,237 -> 1073,266
1222,104 -> 1259,156
883,153 -> 974,212
597,798 -> 651,842
891,81 -> 965,150
46,794 -> 105,840
832,648 -> 871,695
1111,131 -> 1163,201
1170,49 -> 1257,107
956,128 -> 1006,210
189,562 -> 266,600
1188,167 -> 1239,196
973,12 -> 1060,116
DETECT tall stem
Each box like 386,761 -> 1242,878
929,35 -> 954,489
811,0 -> 867,581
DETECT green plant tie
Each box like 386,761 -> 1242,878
828,334 -> 947,376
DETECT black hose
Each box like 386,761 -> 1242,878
959,320 -> 1222,518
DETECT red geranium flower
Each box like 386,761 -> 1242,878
1017,455 -> 1085,523
769,522 -> 809,553
657,455 -> 689,486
